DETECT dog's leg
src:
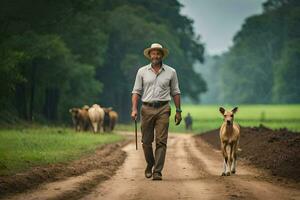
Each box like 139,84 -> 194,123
222,159 -> 227,176
232,157 -> 236,174
226,144 -> 233,176
231,143 -> 237,174
221,142 -> 228,176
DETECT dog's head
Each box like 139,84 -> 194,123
219,107 -> 238,126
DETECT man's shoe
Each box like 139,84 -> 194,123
152,172 -> 162,181
145,165 -> 153,178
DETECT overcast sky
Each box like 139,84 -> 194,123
179,0 -> 266,55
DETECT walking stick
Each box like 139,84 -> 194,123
135,119 -> 138,150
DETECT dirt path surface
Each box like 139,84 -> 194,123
199,126 -> 300,183
83,133 -> 300,200
1,141 -> 129,200
3,132 -> 300,200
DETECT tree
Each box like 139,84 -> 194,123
0,0 -> 207,124
207,0 -> 300,104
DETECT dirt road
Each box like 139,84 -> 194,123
6,133 -> 300,200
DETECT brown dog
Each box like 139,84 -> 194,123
219,107 -> 240,176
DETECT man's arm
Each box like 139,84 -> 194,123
131,69 -> 143,120
131,93 -> 140,120
170,69 -> 182,125
173,94 -> 181,110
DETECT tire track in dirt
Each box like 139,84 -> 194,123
3,142 -> 127,200
3,133 -> 300,200
83,134 -> 227,200
183,140 -> 252,199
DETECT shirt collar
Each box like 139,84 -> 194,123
147,63 -> 165,71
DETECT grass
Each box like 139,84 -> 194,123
116,104 -> 300,133
0,127 -> 124,175
1,104 -> 298,175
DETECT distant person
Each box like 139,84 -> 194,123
184,113 -> 193,131
131,43 -> 182,181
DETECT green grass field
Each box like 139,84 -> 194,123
116,104 -> 300,133
1,104 -> 298,175
0,127 -> 124,175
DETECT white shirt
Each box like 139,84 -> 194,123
132,63 -> 181,102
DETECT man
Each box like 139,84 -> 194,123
131,43 -> 182,181
184,113 -> 193,131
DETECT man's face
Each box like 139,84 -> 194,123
149,49 -> 163,65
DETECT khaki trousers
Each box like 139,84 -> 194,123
140,103 -> 171,174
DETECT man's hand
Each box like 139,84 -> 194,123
131,94 -> 139,121
175,112 -> 182,125
131,109 -> 138,120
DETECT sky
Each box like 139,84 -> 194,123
179,0 -> 266,55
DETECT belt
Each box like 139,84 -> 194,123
142,101 -> 169,108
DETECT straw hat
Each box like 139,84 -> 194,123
143,43 -> 169,59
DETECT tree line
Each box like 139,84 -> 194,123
200,0 -> 300,104
0,0 -> 206,123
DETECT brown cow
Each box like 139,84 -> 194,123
69,107 -> 90,132
103,107 -> 118,132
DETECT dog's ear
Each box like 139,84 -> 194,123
219,107 -> 225,115
232,107 -> 238,114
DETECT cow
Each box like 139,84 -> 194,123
69,107 -> 90,132
88,104 -> 105,133
103,107 -> 118,132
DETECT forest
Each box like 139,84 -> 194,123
0,0 -> 206,123
0,0 -> 299,124
200,0 -> 300,104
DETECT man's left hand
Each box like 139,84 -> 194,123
175,112 -> 182,125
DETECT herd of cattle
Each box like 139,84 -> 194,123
69,104 -> 118,133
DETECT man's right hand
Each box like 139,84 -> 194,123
131,109 -> 138,120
